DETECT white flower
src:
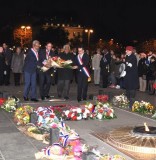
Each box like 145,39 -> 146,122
97,113 -> 103,120
110,112 -> 114,118
71,113 -> 75,117
65,110 -> 70,116
72,109 -> 77,112
84,109 -> 90,114
88,103 -> 93,109
83,113 -> 87,119
45,117 -> 50,123
77,114 -> 82,120
77,108 -> 82,113
103,104 -> 108,108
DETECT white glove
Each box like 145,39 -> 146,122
127,63 -> 132,67
120,71 -> 126,77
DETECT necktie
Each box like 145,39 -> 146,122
46,51 -> 49,59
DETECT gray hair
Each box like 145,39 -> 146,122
63,44 -> 70,51
32,40 -> 40,46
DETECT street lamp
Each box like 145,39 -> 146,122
20,26 -> 31,47
85,29 -> 93,49
21,26 -> 31,37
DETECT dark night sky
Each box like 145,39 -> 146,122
1,0 -> 156,44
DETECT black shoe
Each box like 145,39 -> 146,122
45,95 -> 50,99
58,94 -> 62,98
24,97 -> 29,101
64,96 -> 69,100
149,93 -> 155,95
31,98 -> 39,102
41,97 -> 45,100
77,99 -> 81,102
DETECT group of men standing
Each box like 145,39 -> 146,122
23,40 -> 90,102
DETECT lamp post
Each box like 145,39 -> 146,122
85,29 -> 93,49
21,26 -> 31,47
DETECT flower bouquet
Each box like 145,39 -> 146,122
14,105 -> 33,125
62,107 -> 91,120
93,102 -> 116,120
97,95 -> 109,103
35,107 -> 59,128
84,102 -> 95,113
39,56 -> 73,72
112,94 -> 129,108
1,97 -> 19,112
132,101 -> 155,114
26,125 -> 49,141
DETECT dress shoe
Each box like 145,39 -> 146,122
24,97 -> 29,101
64,96 -> 69,100
45,95 -> 50,99
77,99 -> 81,102
31,98 -> 39,102
41,97 -> 45,100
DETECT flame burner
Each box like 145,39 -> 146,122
132,126 -> 156,137
107,126 -> 156,159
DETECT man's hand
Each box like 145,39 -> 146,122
72,66 -> 78,69
44,64 -> 51,68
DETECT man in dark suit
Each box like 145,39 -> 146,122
3,43 -> 12,85
23,40 -> 40,102
57,44 -> 74,100
100,49 -> 111,88
75,46 -> 90,102
38,42 -> 55,100
124,46 -> 139,110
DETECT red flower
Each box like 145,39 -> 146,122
153,83 -> 156,89
68,112 -> 72,118
99,109 -> 103,113
82,109 -> 85,113
52,56 -> 58,61
50,114 -> 54,118
0,98 -> 5,106
39,111 -> 44,116
72,116 -> 77,121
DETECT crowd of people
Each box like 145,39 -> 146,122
0,41 -> 156,109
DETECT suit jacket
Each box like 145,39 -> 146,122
57,52 -> 74,80
4,48 -> 12,66
75,53 -> 90,77
23,49 -> 39,73
100,52 -> 111,74
38,49 -> 56,67
124,54 -> 139,90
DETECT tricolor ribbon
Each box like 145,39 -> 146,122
77,55 -> 90,78
31,48 -> 39,61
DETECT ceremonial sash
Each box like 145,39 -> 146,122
77,55 -> 90,78
31,48 -> 38,61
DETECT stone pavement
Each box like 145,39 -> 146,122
0,82 -> 156,160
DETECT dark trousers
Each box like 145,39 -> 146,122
0,71 -> 4,85
39,72 -> 52,98
101,71 -> 109,88
126,89 -> 136,109
14,73 -> 21,86
57,80 -> 70,97
24,71 -> 37,99
4,65 -> 11,85
77,73 -> 88,100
